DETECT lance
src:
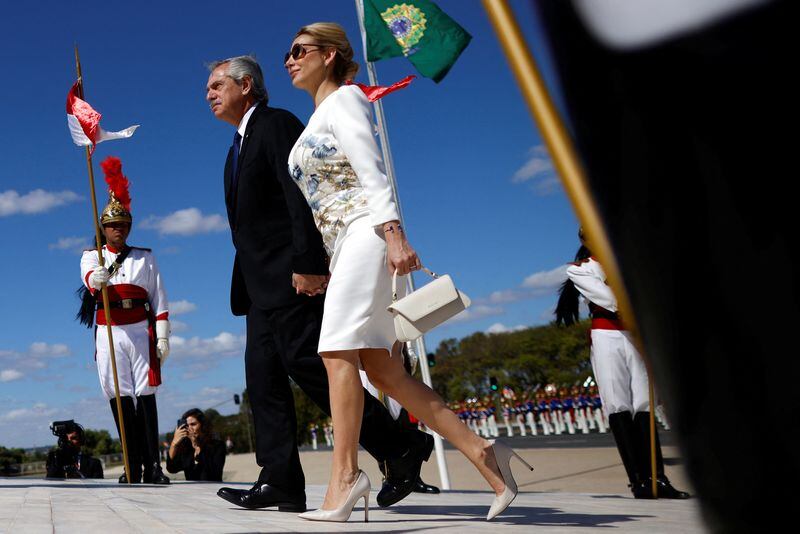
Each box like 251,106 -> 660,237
73,45 -> 132,485
481,0 -> 659,496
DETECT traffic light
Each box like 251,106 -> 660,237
427,353 -> 436,367
233,394 -> 241,405
490,377 -> 498,391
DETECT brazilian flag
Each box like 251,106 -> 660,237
364,0 -> 471,83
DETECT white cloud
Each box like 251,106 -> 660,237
0,189 -> 82,217
522,265 -> 568,290
511,146 -> 561,195
0,403 -> 58,422
1,369 -> 23,382
140,208 -> 228,236
28,342 -> 71,358
170,320 -> 189,333
445,304 -> 505,325
486,323 -> 528,334
171,332 -> 245,359
49,236 -> 92,254
170,300 -> 197,315
0,342 -> 72,381
485,265 -> 568,305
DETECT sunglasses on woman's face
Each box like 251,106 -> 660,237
284,43 -> 325,64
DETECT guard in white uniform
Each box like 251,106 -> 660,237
556,228 -> 688,499
77,157 -> 171,484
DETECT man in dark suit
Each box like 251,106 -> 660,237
45,424 -> 104,479
206,55 -> 432,512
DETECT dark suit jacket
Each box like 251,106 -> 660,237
165,438 -> 226,481
224,103 -> 328,315
45,449 -> 104,479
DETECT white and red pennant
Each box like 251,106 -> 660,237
66,81 -> 138,152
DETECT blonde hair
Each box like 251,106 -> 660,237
294,22 -> 359,83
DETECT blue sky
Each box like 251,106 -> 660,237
0,1 -> 579,448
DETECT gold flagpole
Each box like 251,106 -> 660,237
74,44 -> 132,485
480,0 -> 658,497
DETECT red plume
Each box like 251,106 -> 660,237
100,156 -> 131,210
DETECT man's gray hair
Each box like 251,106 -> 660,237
208,55 -> 268,103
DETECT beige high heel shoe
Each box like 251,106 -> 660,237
298,470 -> 371,522
487,439 -> 534,520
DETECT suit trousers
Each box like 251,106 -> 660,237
245,296 -> 415,492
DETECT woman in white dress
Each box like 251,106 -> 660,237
285,22 -> 531,522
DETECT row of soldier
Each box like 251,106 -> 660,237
451,385 -> 606,438
451,385 -> 671,439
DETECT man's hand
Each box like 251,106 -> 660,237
292,273 -> 330,296
89,267 -> 110,290
157,339 -> 170,363
156,320 -> 170,364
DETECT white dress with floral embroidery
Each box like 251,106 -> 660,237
288,85 -> 405,353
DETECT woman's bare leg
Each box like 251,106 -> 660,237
319,349 -> 364,509
361,344 -> 506,495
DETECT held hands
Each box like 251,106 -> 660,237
384,221 -> 419,276
293,273 -> 330,297
89,267 -> 110,289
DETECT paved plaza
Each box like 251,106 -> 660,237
1,438 -> 706,533
0,477 -> 704,533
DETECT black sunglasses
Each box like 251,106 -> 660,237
284,43 -> 326,64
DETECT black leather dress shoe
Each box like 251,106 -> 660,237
217,482 -> 306,512
631,477 -> 690,499
142,463 -> 170,485
377,433 -> 434,508
118,471 -> 141,484
413,477 -> 440,494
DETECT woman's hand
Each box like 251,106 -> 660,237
171,425 -> 188,447
384,221 -> 419,276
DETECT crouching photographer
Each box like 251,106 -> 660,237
166,409 -> 225,481
45,420 -> 104,479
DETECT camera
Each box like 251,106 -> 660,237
177,417 -> 188,428
48,420 -> 84,478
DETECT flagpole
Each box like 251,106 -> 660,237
355,0 -> 451,490
74,44 -> 133,485
480,0 -> 659,496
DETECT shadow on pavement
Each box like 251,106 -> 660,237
379,504 -> 651,527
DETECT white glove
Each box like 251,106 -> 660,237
156,320 -> 170,364
89,267 -> 110,289
157,339 -> 170,364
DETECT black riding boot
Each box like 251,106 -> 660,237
632,411 -> 690,499
137,394 -> 170,484
110,396 -> 142,483
608,411 -> 640,490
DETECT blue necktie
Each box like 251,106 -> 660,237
231,131 -> 242,194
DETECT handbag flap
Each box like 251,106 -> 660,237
388,275 -> 460,322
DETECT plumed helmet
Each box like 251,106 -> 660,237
99,156 -> 132,225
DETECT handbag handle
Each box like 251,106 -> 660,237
392,266 -> 438,302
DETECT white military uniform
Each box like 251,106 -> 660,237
566,257 -> 649,415
81,245 -> 169,400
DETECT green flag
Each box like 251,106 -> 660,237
364,0 -> 471,83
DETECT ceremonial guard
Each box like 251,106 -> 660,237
514,401 -> 527,437
501,403 -> 514,438
556,229 -> 687,498
560,387 -> 577,435
78,157 -> 171,484
590,385 -> 607,432
536,391 -> 553,436
524,396 -> 538,436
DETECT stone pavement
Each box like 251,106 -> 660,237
0,477 -> 705,533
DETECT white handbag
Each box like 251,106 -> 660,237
387,267 -> 472,342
